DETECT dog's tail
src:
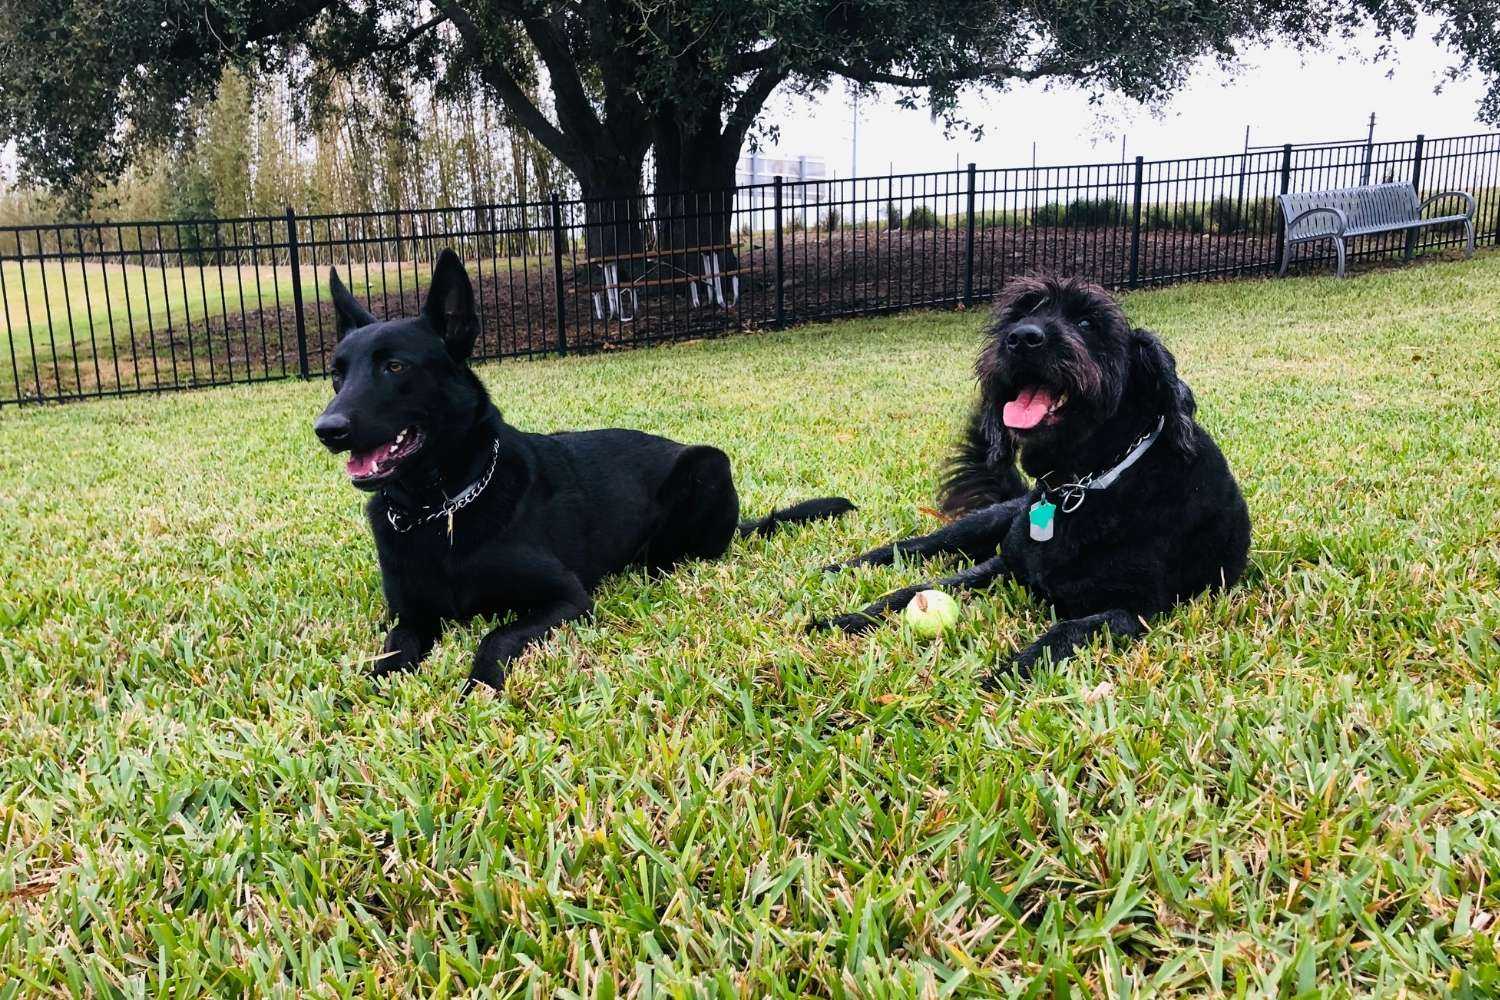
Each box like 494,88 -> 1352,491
738,496 -> 856,539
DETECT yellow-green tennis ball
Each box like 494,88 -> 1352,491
904,589 -> 960,637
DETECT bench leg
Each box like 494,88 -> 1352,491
1279,239 -> 1294,277
1335,237 -> 1347,278
1465,219 -> 1476,258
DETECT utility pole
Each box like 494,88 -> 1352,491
850,90 -> 859,180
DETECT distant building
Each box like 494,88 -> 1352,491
735,153 -> 831,222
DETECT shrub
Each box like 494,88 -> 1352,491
1032,202 -> 1067,226
1146,204 -> 1208,234
886,201 -> 902,230
1208,196 -> 1239,233
906,205 -> 941,230
1065,197 -> 1125,227
820,207 -> 841,232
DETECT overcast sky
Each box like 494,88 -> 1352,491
757,19 -> 1492,176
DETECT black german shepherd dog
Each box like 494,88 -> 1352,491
314,250 -> 852,692
815,274 -> 1250,678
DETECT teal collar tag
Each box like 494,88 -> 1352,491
1029,499 -> 1056,542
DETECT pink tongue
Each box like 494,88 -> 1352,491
346,449 -> 381,478
1002,387 -> 1055,430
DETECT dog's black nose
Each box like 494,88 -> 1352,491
314,412 -> 351,449
1005,323 -> 1046,350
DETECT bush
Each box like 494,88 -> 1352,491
1208,196 -> 1242,234
886,201 -> 902,230
820,207 -> 841,232
1032,202 -> 1066,226
1065,197 -> 1125,227
905,205 -> 941,230
1146,204 -> 1208,234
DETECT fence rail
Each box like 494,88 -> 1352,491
3,131 -> 1497,406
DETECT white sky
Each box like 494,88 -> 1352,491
756,20 -> 1492,175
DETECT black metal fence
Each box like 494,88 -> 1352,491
3,131 -> 1496,406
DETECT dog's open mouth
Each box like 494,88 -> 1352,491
1002,386 -> 1069,431
346,427 -> 424,482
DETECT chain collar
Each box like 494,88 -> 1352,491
382,438 -> 502,534
1039,415 -> 1164,514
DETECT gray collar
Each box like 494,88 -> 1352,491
1044,415 -> 1164,513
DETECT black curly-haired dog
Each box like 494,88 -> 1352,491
816,274 -> 1250,677
314,249 -> 853,693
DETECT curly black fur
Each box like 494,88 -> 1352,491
817,274 -> 1251,678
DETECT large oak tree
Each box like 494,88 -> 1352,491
3,0 -> 1498,253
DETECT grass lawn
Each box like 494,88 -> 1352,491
1,254 -> 1498,995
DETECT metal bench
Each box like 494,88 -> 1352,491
1277,181 -> 1475,278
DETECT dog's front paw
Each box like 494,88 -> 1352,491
372,630 -> 426,679
984,641 -> 1051,686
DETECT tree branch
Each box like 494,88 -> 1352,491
724,66 -> 788,148
372,12 -> 450,54
433,0 -> 577,163
727,42 -> 783,75
523,9 -> 605,148
814,57 -> 1076,88
166,0 -> 334,60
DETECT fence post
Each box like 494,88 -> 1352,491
1128,156 -> 1144,289
284,207 -> 310,379
1406,134 -> 1425,260
773,176 -> 785,328
549,192 -> 567,355
963,162 -> 977,305
1274,143 -> 1293,272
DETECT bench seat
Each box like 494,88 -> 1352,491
1277,182 -> 1475,277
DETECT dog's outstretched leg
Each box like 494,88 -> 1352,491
374,621 -> 439,678
812,554 -> 1009,634
464,595 -> 593,695
986,609 -> 1145,683
823,497 -> 1024,573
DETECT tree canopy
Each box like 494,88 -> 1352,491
2,0 -> 1498,208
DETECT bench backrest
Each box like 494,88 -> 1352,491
1278,182 -> 1421,239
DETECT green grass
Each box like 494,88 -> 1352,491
2,254 -> 1499,995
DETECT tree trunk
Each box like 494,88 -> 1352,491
572,157 -> 648,265
651,111 -> 741,285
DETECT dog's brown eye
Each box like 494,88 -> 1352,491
385,360 -> 406,374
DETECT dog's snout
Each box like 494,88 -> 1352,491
1005,323 -> 1046,351
314,412 -> 352,450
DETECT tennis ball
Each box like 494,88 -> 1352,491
903,589 -> 960,637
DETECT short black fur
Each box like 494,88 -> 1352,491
815,274 -> 1250,677
315,249 -> 853,692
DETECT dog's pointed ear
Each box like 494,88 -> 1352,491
1130,328 -> 1197,457
330,268 -> 377,340
423,249 -> 479,361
